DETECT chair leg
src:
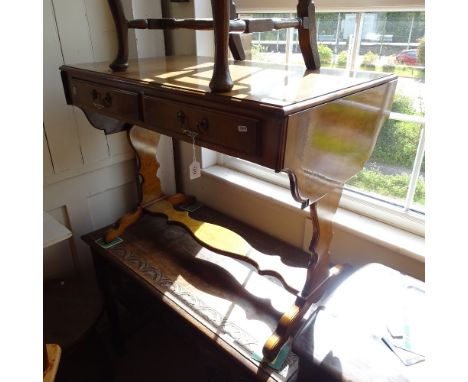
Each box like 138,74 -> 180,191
297,0 -> 321,70
228,0 -> 245,61
209,0 -> 233,92
108,0 -> 129,71
229,35 -> 245,61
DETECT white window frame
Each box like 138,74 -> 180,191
235,0 -> 424,14
215,6 -> 425,237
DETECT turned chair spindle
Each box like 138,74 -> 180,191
107,0 -> 320,92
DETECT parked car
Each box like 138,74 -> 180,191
395,49 -> 418,65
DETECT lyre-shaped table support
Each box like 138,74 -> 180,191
104,126 -> 343,362
106,0 -> 321,92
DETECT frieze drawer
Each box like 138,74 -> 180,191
70,79 -> 140,122
143,96 -> 260,157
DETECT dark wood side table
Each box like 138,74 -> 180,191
292,263 -> 426,382
82,206 -> 322,382
60,56 -> 396,359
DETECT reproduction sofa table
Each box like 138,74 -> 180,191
60,54 -> 396,360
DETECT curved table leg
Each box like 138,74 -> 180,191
262,265 -> 344,362
104,126 -> 164,243
262,188 -> 344,361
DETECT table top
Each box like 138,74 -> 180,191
62,56 -> 395,113
82,206 -> 315,381
292,263 -> 426,382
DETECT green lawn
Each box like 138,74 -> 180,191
347,168 -> 425,205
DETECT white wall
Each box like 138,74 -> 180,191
43,0 -> 173,280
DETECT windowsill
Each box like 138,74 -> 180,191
202,165 -> 424,263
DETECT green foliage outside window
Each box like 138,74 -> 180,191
376,12 -> 424,43
417,37 -> 425,65
371,119 -> 422,170
370,94 -> 423,170
318,44 -> 333,65
251,43 -> 267,57
361,51 -> 378,70
336,51 -> 348,67
248,11 -> 426,207
382,64 -> 396,73
348,168 -> 425,204
316,13 -> 340,36
347,93 -> 425,205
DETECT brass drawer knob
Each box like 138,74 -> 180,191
90,89 -> 112,109
103,93 -> 112,107
197,118 -> 209,133
176,111 -> 186,125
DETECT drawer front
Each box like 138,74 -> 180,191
70,79 -> 140,122
144,96 -> 260,156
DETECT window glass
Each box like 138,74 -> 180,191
315,13 -> 356,68
228,11 -> 425,215
349,11 -> 425,210
347,118 -> 424,205
242,13 -> 292,64
242,12 -> 358,68
358,12 -> 425,77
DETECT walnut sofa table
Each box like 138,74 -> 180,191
83,206 -> 324,381
61,56 -> 396,360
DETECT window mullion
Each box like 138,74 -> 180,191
406,13 -> 415,50
334,12 -> 342,57
350,12 -> 364,71
404,124 -> 425,211
285,14 -> 292,65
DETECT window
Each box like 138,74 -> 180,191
218,9 -> 425,235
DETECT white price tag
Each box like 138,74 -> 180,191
189,161 -> 201,180
188,133 -> 201,180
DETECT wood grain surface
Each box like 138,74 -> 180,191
144,199 -> 307,294
129,126 -> 164,206
61,56 -> 395,110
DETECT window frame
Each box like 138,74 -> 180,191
235,0 -> 425,14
